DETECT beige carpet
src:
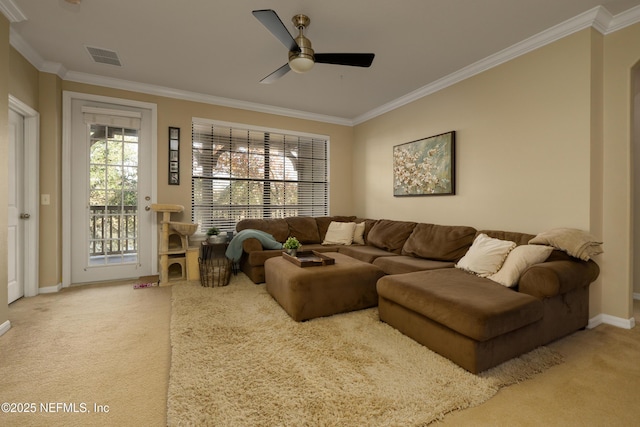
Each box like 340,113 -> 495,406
167,274 -> 562,426
0,281 -> 171,427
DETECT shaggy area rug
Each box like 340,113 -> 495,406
167,274 -> 562,426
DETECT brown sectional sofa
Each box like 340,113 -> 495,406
234,216 -> 600,373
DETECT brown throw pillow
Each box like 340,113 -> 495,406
402,223 -> 477,261
285,217 -> 321,244
367,219 -> 417,253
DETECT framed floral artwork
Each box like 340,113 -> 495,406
393,131 -> 455,196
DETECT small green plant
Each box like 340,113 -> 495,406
283,236 -> 300,250
206,227 -> 220,236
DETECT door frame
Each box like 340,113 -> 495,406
8,95 -> 39,298
62,91 -> 158,287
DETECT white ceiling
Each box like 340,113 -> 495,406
4,0 -> 640,124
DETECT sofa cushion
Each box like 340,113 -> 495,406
315,216 -> 357,241
338,245 -> 398,263
285,217 -> 320,243
367,219 -> 417,254
455,233 -> 516,277
353,222 -> 366,245
372,255 -> 454,275
322,221 -> 357,245
488,244 -> 554,287
236,218 -> 289,242
355,218 -> 377,243
478,230 -> 535,246
402,223 -> 477,261
377,269 -> 543,342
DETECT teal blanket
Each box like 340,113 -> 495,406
225,229 -> 283,262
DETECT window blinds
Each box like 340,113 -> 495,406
192,121 -> 329,233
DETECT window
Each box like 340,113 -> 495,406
192,120 -> 329,233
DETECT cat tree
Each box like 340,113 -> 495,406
150,204 -> 199,286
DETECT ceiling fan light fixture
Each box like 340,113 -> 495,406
289,55 -> 314,73
253,9 -> 375,83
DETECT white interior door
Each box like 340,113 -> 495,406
69,99 -> 154,284
8,109 -> 24,303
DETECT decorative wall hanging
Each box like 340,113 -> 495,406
393,131 -> 455,196
169,127 -> 180,185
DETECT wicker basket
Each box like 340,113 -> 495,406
199,258 -> 232,287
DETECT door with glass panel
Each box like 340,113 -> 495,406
70,102 -> 153,283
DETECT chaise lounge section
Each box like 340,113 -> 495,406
377,230 -> 600,373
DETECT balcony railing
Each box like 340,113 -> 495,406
89,205 -> 138,257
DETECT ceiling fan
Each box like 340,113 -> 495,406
252,9 -> 375,84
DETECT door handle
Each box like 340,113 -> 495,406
145,206 -> 151,211
20,213 -> 31,219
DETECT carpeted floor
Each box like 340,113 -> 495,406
2,274 -> 640,426
167,275 -> 562,426
0,280 -> 172,427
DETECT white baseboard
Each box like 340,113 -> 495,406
38,283 -> 63,294
0,320 -> 11,337
588,313 -> 636,329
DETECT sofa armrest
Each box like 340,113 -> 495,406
518,259 -> 600,299
242,238 -> 263,253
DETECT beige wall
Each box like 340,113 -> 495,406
354,30 -> 594,232
0,15 -> 9,328
634,67 -> 640,295
38,74 -> 63,287
601,22 -> 640,319
589,30 -> 605,316
9,46 -> 38,110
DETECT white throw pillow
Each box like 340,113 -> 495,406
322,222 -> 357,245
488,245 -> 554,287
353,222 -> 366,245
455,233 -> 516,277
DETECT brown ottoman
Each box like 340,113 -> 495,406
265,252 -> 385,321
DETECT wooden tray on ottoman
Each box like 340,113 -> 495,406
282,250 -> 336,267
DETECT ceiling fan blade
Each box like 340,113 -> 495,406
260,63 -> 291,84
252,9 -> 300,52
314,53 -> 375,67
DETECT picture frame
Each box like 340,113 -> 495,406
168,127 -> 180,185
393,131 -> 455,196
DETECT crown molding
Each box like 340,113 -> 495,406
10,28 -> 69,77
605,4 -> 640,34
353,6 -> 622,125
63,71 -> 354,126
40,60 -> 68,76
0,0 -> 26,23
10,28 -> 45,68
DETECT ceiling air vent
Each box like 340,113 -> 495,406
85,46 -> 122,66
